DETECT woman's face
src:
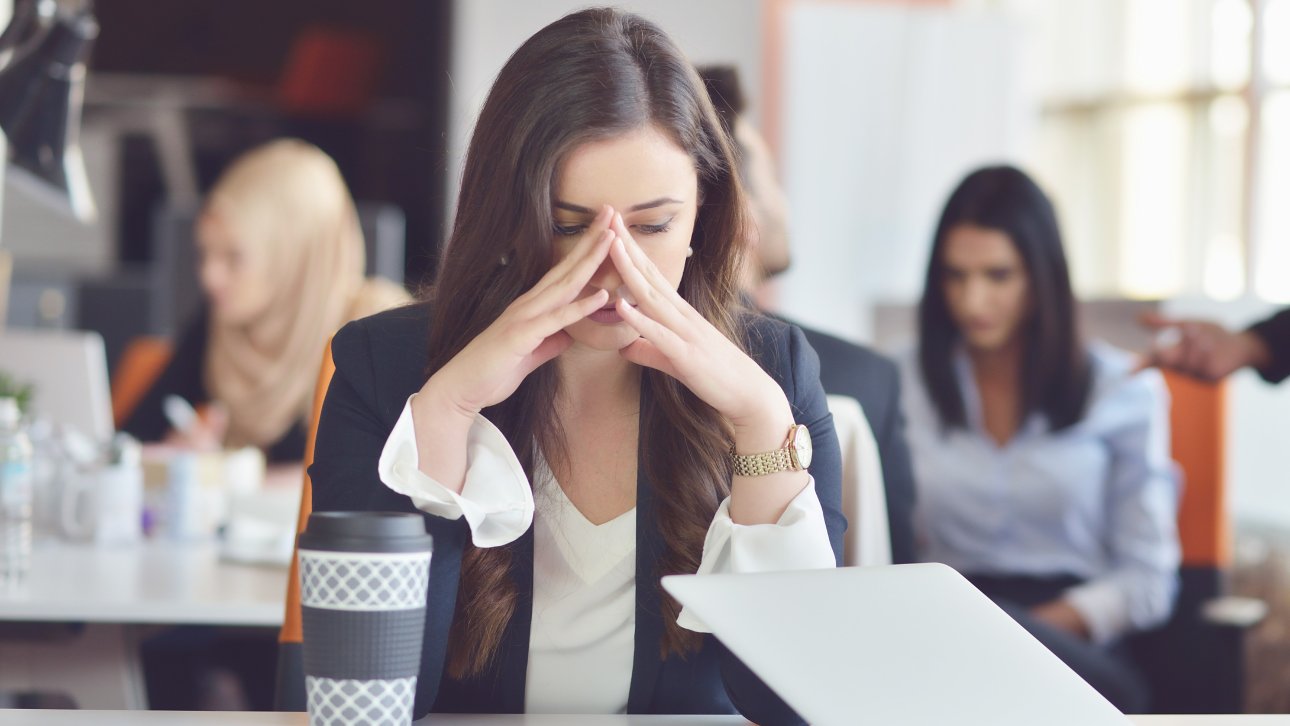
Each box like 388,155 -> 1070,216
196,210 -> 273,326
552,125 -> 699,351
940,223 -> 1031,354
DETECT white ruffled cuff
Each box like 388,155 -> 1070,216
377,395 -> 534,548
677,479 -> 836,632
1064,579 -> 1132,645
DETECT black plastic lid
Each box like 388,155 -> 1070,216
298,511 -> 433,553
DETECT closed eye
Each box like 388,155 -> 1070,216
553,224 -> 585,237
635,219 -> 674,235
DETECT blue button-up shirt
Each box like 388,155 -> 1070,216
897,342 -> 1181,644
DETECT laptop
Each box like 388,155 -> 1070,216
0,327 -> 114,444
663,564 -> 1131,726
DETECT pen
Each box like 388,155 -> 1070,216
163,395 -> 199,436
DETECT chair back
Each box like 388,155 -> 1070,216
826,394 -> 891,566
273,337 -> 334,710
1164,370 -> 1229,568
109,336 -> 173,427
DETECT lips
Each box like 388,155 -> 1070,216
587,298 -> 637,325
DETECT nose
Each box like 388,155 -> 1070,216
960,276 -> 991,317
587,253 -> 623,296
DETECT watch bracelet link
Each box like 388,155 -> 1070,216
731,447 -> 796,477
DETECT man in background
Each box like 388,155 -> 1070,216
699,65 -> 918,564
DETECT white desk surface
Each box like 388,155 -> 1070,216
0,539 -> 287,626
0,713 -> 1284,725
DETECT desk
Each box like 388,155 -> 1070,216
0,540 -> 286,710
0,712 -> 1285,725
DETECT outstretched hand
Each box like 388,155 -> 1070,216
1136,312 -> 1270,382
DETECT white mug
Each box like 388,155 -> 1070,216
60,464 -> 144,545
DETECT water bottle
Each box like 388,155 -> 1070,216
0,397 -> 33,589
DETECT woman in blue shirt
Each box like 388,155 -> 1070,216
898,165 -> 1180,712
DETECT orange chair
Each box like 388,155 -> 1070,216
1168,370 -> 1231,570
1130,370 -> 1262,713
110,337 -> 174,427
273,338 -> 334,711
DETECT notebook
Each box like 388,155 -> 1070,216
663,564 -> 1131,726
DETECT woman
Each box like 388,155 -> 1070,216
123,138 -> 410,471
125,139 -> 409,710
310,8 -> 843,723
899,165 -> 1180,712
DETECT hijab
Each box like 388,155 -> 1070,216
202,139 -> 410,449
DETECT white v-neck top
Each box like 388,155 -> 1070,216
526,470 -> 636,713
376,395 -> 836,714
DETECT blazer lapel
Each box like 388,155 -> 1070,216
627,430 -> 664,712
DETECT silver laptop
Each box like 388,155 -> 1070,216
663,564 -> 1131,726
0,327 -> 114,444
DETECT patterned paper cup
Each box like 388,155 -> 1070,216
298,512 -> 432,726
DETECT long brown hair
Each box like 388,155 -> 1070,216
425,8 -> 749,678
918,165 -> 1091,433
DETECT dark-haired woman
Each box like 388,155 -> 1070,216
308,8 -> 842,723
898,165 -> 1179,713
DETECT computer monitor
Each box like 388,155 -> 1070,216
0,327 -> 114,443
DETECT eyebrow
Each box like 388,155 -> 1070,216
554,197 -> 684,214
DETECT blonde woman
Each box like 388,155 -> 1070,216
124,139 -> 409,477
129,139 -> 409,711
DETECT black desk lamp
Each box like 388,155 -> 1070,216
0,0 -> 98,222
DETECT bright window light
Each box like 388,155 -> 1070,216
1119,104 -> 1190,298
1212,0 -> 1253,90
1125,0 -> 1192,94
1265,0 -> 1290,85
1255,92 -> 1290,302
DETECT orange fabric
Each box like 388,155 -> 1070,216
279,338 -> 335,645
1163,370 -> 1229,568
111,337 -> 174,427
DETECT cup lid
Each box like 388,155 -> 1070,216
298,511 -> 433,553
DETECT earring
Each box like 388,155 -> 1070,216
685,246 -> 694,258
499,253 -> 510,267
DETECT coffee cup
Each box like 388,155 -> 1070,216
297,511 -> 433,726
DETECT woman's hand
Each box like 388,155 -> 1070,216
607,214 -> 793,453
410,206 -> 617,492
1031,599 -> 1091,641
162,403 -> 228,452
423,206 -> 617,417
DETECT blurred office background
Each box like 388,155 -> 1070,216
1,0 -> 1288,708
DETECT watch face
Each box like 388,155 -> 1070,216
794,424 -> 813,469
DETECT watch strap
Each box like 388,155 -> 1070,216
731,447 -> 798,477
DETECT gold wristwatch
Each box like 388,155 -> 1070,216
731,423 -> 813,477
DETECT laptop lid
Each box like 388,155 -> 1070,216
663,564 -> 1131,726
0,327 -> 114,444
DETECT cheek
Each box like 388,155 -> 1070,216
997,280 -> 1031,328
942,281 -> 967,314
553,234 -> 578,262
645,224 -> 697,287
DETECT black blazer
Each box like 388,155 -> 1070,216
793,324 -> 918,564
1249,308 -> 1290,384
309,302 -> 845,724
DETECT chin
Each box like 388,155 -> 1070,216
963,331 -> 1015,353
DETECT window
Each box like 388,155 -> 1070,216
997,0 -> 1288,303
